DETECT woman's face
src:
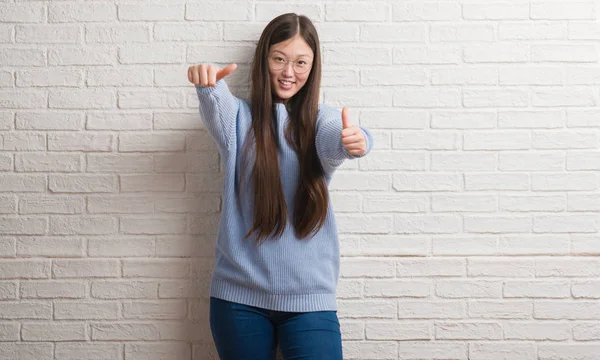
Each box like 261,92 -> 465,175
268,34 -> 314,102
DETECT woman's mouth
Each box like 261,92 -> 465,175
278,79 -> 294,90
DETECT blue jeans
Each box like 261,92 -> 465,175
209,297 -> 343,360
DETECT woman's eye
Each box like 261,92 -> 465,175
275,57 -> 285,62
297,61 -> 307,65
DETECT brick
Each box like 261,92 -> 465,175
367,321 -> 430,340
431,24 -> 495,42
499,235 -> 569,255
360,24 -> 426,42
504,280 -> 570,298
505,321 -> 570,340
0,260 -> 49,279
341,258 -> 395,278
431,111 -> 496,129
50,89 -> 115,109
49,46 -> 115,66
324,46 -> 390,65
499,152 -> 564,171
0,343 -> 53,360
120,216 -> 187,235
535,301 -> 600,320
539,344 -> 600,359
326,2 -> 388,21
87,112 -> 151,130
436,280 -> 502,298
16,24 -> 79,44
87,196 -> 153,213
123,300 -> 186,320
394,2 -> 461,21
0,4 -> 44,23
463,3 -> 529,20
398,300 -> 465,319
0,281 -> 17,300
53,259 -> 120,278
0,196 -> 16,213
48,133 -> 113,151
49,3 -> 116,22
499,110 -> 565,128
54,301 -> 119,320
15,153 -> 80,173
500,22 -> 567,40
397,342 -> 465,360
572,235 -> 600,255
364,279 -> 429,298
361,67 -> 428,86
393,173 -> 460,192
118,3 -> 183,21
463,89 -> 529,107
16,112 -> 83,130
88,237 -> 154,257
359,151 -> 426,171
465,173 -> 529,191
91,323 -> 159,341
0,90 -> 46,109
533,87 -> 596,107
432,152 -> 497,171
531,2 -> 596,20
338,300 -> 396,319
119,133 -> 185,152
469,258 -> 534,278
532,44 -> 598,62
432,235 -> 498,256
17,237 -> 83,257
185,1 -> 251,21
393,45 -> 461,64
470,343 -> 536,360
534,214 -> 598,233
92,280 -> 158,299
49,216 -> 117,235
19,196 -> 85,214
123,259 -> 190,278
465,216 -> 531,233
361,235 -> 429,256
0,217 -> 46,236
54,343 -> 121,360
469,300 -> 533,319
119,44 -> 185,64
432,194 -> 496,212
397,258 -> 466,277
533,173 -> 597,191
436,321 -> 502,340
20,281 -> 84,299
0,48 -> 45,67
119,89 -> 183,109
223,23 -> 266,42
86,67 -> 153,87
125,342 -> 192,360
465,131 -> 531,150
0,175 -> 46,192
86,24 -> 150,43
49,175 -> 116,193
572,281 -> 600,299
16,69 -> 82,87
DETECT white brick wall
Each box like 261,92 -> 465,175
1,0 -> 599,359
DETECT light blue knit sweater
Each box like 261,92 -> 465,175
196,80 -> 373,312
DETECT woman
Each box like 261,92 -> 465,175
187,13 -> 374,360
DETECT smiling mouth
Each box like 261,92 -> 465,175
279,79 -> 295,85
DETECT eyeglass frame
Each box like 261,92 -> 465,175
267,54 -> 313,74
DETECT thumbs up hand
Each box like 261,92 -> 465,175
187,63 -> 237,87
340,106 -> 367,156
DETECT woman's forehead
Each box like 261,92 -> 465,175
270,36 -> 313,57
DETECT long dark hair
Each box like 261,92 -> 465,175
244,13 -> 327,243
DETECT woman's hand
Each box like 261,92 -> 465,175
341,107 -> 366,156
187,63 -> 237,87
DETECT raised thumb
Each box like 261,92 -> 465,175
341,106 -> 351,129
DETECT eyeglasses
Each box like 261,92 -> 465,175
268,55 -> 312,74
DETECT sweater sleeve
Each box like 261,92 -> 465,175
195,79 -> 240,152
315,105 -> 374,175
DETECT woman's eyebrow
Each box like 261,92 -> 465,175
271,50 -> 312,58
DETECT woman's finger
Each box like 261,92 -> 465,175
208,66 -> 218,87
199,64 -> 208,87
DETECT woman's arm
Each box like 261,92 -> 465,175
189,63 -> 240,152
